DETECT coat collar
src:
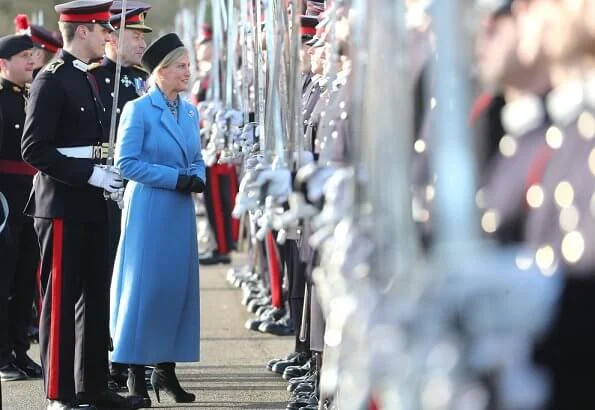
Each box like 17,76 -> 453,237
149,86 -> 189,163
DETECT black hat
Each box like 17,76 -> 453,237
141,33 -> 185,73
13,14 -> 63,53
0,35 -> 34,59
55,0 -> 114,30
30,25 -> 63,53
110,7 -> 152,33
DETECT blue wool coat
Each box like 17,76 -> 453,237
109,86 -> 205,364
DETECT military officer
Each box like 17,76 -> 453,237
0,34 -> 43,383
14,14 -> 64,76
475,0 -> 552,245
89,4 -> 151,122
20,1 -> 144,408
515,0 -> 595,407
87,1 -> 152,394
300,16 -> 318,93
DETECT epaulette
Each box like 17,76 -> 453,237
87,62 -> 102,71
132,64 -> 150,76
44,59 -> 64,74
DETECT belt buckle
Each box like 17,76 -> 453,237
93,143 -> 110,161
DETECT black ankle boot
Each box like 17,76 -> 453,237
150,362 -> 195,403
127,365 -> 151,407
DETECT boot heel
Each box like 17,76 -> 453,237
150,373 -> 161,404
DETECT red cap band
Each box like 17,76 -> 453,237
31,35 -> 60,53
59,11 -> 111,23
301,26 -> 316,36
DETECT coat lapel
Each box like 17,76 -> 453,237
149,87 -> 189,163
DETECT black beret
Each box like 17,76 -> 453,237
0,35 -> 34,59
141,33 -> 185,73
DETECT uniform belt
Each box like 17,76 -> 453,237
57,144 -> 109,160
0,160 -> 37,176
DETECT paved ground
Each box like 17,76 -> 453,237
1,254 -> 293,410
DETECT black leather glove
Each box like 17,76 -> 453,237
175,174 -> 193,192
175,175 -> 205,193
188,177 -> 205,193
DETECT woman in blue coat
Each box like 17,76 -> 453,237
110,33 -> 205,405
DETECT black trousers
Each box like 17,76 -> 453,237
204,165 -> 234,254
34,217 -> 110,402
0,213 -> 39,366
284,240 -> 309,353
534,276 -> 595,410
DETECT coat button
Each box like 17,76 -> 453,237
14,124 -> 20,129
81,107 -> 85,112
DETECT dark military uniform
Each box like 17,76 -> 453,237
523,84 -> 595,410
21,50 -> 112,402
479,95 -> 550,244
89,57 -> 148,275
0,78 -> 40,369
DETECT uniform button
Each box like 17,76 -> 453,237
14,124 -> 20,129
527,185 -> 544,208
340,111 -> 348,120
562,231 -> 585,263
535,245 -> 556,274
499,135 -> 517,157
545,126 -> 564,149
105,78 -> 111,84
554,181 -> 574,208
111,93 -> 114,97
117,108 -> 121,114
339,101 -> 345,109
481,209 -> 500,233
414,139 -> 426,153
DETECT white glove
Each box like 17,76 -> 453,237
88,165 -> 123,193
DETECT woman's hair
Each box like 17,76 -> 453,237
148,46 -> 187,88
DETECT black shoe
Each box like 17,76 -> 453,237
287,371 -> 316,390
14,353 -> 42,378
109,366 -> 129,391
200,251 -> 231,265
77,390 -> 146,409
0,361 -> 27,381
272,352 -> 309,375
151,362 -> 195,403
292,382 -> 315,395
127,365 -> 151,407
267,351 -> 299,371
259,317 -> 295,336
286,395 -> 312,410
283,360 -> 311,380
287,393 -> 319,410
